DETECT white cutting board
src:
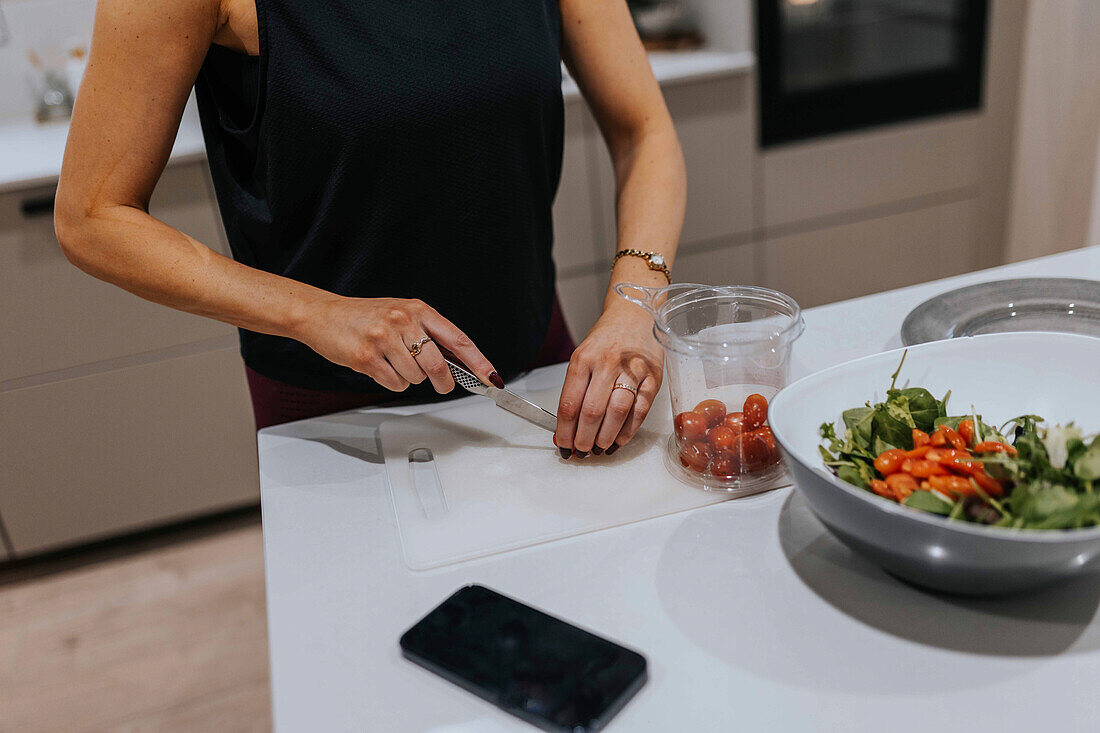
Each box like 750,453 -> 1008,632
381,368 -> 752,570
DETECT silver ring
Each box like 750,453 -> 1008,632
612,382 -> 638,397
408,336 -> 432,357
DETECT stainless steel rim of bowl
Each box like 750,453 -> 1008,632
900,277 -> 1100,346
768,334 -> 1100,543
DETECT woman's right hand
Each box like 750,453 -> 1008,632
297,296 -> 503,394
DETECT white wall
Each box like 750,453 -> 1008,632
678,0 -> 753,53
0,0 -> 98,123
1006,0 -> 1100,260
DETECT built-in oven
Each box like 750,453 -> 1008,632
756,0 -> 989,146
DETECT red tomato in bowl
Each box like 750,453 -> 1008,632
742,394 -> 769,431
679,441 -> 713,472
693,399 -> 727,428
674,411 -> 708,442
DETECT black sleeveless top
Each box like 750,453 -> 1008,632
194,0 -> 564,392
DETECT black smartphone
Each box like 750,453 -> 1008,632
399,585 -> 648,732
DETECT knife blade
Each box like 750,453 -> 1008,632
444,358 -> 558,433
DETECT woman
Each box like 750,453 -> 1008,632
55,0 -> 685,459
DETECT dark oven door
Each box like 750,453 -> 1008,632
757,0 -> 989,146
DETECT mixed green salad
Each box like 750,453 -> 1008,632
819,353 -> 1100,529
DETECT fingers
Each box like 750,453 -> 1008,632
364,350 -> 410,392
594,377 -> 637,452
419,303 -> 501,388
614,375 -> 660,449
572,369 -> 617,454
555,358 -> 591,457
413,340 -> 456,394
387,332 -> 430,387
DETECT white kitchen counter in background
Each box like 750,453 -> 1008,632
0,96 -> 208,194
259,246 -> 1100,732
562,49 -> 755,99
0,49 -> 755,195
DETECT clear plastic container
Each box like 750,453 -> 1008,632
615,283 -> 805,494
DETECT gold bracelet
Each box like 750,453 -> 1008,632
612,249 -> 672,283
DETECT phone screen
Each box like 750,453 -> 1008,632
400,585 -> 647,733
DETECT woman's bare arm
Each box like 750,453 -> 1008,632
553,0 -> 687,456
55,0 -> 498,393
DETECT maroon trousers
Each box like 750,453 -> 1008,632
246,298 -> 576,430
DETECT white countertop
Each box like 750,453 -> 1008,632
0,96 -> 208,195
259,246 -> 1100,732
0,50 -> 753,195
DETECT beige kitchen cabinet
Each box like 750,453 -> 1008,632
552,100 -> 604,275
0,345 -> 257,555
591,74 -> 756,258
673,238 -> 758,286
0,162 -> 234,383
556,271 -> 606,341
0,159 -> 257,559
761,198 -> 979,309
761,116 -> 982,230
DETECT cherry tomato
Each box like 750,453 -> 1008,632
723,411 -> 747,434
693,399 -> 727,428
905,445 -> 932,459
679,441 -> 713,472
870,479 -> 892,499
674,411 -> 708,442
742,394 -> 768,431
885,473 -> 918,500
971,471 -> 1005,497
900,458 -> 950,478
706,425 -> 738,453
873,448 -> 907,475
750,426 -> 781,467
709,451 -> 741,478
957,419 -> 976,447
733,432 -> 769,470
925,448 -> 967,464
935,424 -> 967,451
928,474 -> 976,497
973,441 -> 1017,456
912,429 -> 930,449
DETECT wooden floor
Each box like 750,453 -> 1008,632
0,510 -> 271,732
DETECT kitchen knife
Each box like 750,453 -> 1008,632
444,358 -> 558,433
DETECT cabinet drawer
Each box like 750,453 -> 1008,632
0,346 -> 257,556
552,101 -> 603,273
762,198 -> 979,309
673,240 -> 758,286
557,272 -> 605,342
0,162 -> 233,382
762,116 -> 981,228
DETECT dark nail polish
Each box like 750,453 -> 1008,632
574,450 -> 588,459
489,371 -> 505,389
558,447 -> 572,459
591,446 -> 604,455
605,444 -> 619,456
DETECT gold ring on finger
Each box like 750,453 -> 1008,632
408,336 -> 433,357
612,382 -> 638,398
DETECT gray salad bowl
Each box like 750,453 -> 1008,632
768,332 -> 1100,596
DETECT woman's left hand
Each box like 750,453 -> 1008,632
554,304 -> 663,458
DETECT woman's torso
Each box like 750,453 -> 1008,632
195,0 -> 565,392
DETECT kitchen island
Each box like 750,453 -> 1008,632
259,246 -> 1100,732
